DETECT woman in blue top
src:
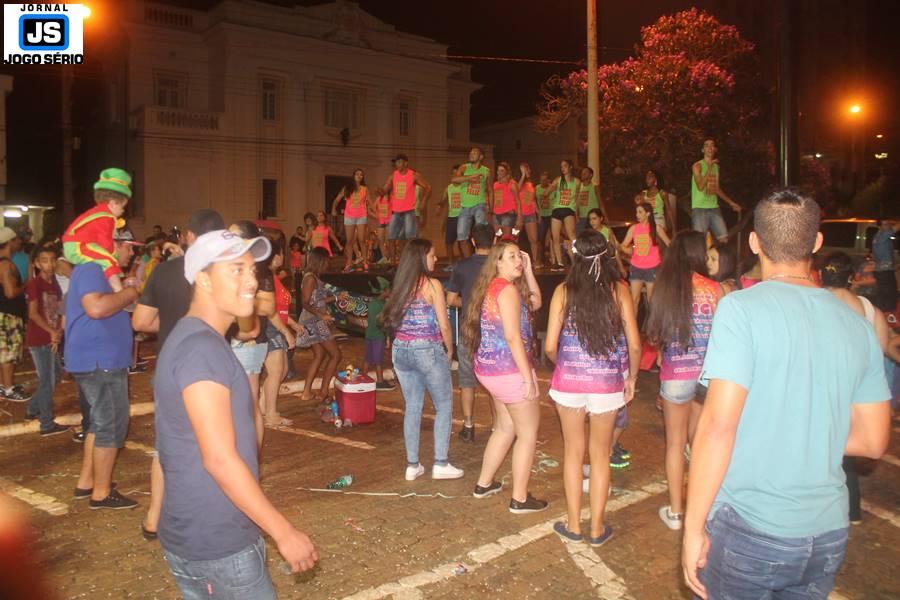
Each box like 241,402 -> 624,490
381,239 -> 462,482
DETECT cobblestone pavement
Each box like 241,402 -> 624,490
1,337 -> 898,599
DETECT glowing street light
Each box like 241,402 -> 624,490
81,5 -> 91,19
876,134 -> 884,139
848,104 -> 861,115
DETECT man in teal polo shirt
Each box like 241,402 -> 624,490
682,189 -> 891,599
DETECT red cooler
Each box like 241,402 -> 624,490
335,375 -> 376,424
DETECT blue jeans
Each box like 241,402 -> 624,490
27,346 -> 57,431
388,209 -> 417,240
392,339 -> 453,466
691,207 -> 728,240
700,504 -> 848,599
456,203 -> 488,241
163,536 -> 275,600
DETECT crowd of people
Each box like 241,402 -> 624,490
2,140 -> 898,600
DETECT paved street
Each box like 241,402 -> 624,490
1,338 -> 898,599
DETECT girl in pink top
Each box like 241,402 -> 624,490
368,188 -> 392,265
620,202 -> 671,312
491,162 -> 520,239
332,169 -> 370,272
310,210 -> 343,258
464,241 -> 547,514
646,231 -> 722,530
517,163 -> 541,268
544,229 -> 641,545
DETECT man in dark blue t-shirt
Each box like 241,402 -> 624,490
155,230 -> 317,597
445,223 -> 494,441
67,230 -> 142,510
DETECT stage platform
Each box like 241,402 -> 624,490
319,263 -> 566,332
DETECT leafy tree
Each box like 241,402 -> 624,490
537,8 -> 772,209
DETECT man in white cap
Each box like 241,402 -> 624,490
154,230 -> 318,597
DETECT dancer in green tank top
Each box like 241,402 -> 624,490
576,166 -> 602,234
451,147 -> 492,258
690,139 -> 742,241
548,159 -> 580,271
634,169 -> 674,233
438,164 -> 465,270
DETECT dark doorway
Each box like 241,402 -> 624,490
325,174 -> 354,245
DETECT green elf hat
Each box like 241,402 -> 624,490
94,168 -> 133,198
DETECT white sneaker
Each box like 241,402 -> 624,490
658,505 -> 683,530
582,477 -> 590,493
582,464 -> 591,478
405,464 -> 425,481
431,463 -> 464,480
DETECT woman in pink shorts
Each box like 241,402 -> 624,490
545,230 -> 641,547
464,241 -> 546,513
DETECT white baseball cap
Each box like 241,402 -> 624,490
184,229 -> 271,284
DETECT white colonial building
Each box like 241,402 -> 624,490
120,0 -> 487,245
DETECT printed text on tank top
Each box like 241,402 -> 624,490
643,189 -> 665,216
550,313 -> 627,395
312,225 -> 332,256
691,160 -> 719,209
537,185 -> 552,215
474,277 -> 533,376
660,273 -> 721,381
461,164 -> 490,207
519,181 -> 537,216
391,169 -> 417,213
394,282 -> 442,342
344,186 -> 368,219
492,180 -> 518,215
576,182 -> 599,217
376,196 -> 391,224
553,177 -> 578,209
630,222 -> 660,269
446,183 -> 463,218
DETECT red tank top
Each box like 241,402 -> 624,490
519,182 -> 537,216
391,169 -> 416,212
492,180 -> 517,214
344,186 -> 368,219
311,225 -> 332,256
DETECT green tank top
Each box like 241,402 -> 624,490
460,164 -> 489,208
691,161 -> 719,209
577,182 -> 599,218
598,225 -> 610,240
446,183 -> 463,218
536,185 -> 553,217
643,190 -> 665,216
551,177 -> 577,211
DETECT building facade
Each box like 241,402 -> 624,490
118,0 -> 486,244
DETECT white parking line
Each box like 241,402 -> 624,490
564,540 -> 632,599
269,425 -> 375,450
341,479 -> 666,600
861,499 -> 900,529
375,404 -> 488,429
0,478 -> 68,516
124,441 -> 156,456
0,402 -> 156,438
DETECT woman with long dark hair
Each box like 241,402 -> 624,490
548,159 -> 581,270
517,162 -> 541,266
646,230 -> 722,530
332,168 -> 370,272
381,239 -> 461,481
545,230 -> 641,545
634,169 -> 672,232
706,241 -> 740,294
620,202 -> 670,311
296,247 -> 341,403
820,251 -> 892,525
464,241 -> 546,513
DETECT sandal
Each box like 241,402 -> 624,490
265,416 -> 293,428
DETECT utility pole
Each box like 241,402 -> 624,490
61,65 -> 75,225
586,0 -> 601,202
776,0 -> 797,187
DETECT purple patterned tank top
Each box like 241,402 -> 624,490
660,273 -> 720,381
395,292 -> 442,342
475,278 -> 532,376
550,315 -> 628,394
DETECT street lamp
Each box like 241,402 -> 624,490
849,104 -> 861,114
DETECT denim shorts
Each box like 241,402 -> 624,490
344,215 -> 368,226
629,265 -> 657,282
73,368 -> 129,448
691,207 -> 727,239
456,340 -> 476,389
231,341 -> 267,375
163,535 -> 275,600
660,378 -> 699,404
456,203 -> 488,241
265,322 -> 288,352
521,213 -> 538,225
389,210 -> 417,240
494,211 -> 517,228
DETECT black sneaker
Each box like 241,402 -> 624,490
613,443 -> 631,460
609,447 -> 630,470
24,412 -> 39,421
40,423 -> 70,437
458,425 -> 475,442
74,481 -> 118,500
2,386 -> 30,402
472,481 -> 502,498
509,493 -> 549,514
89,488 -> 137,510
375,381 -> 397,391
128,364 -> 147,375
72,430 -> 86,443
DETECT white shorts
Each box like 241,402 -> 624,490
549,389 -> 625,416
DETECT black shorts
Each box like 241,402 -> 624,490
445,216 -> 459,247
552,208 -> 576,221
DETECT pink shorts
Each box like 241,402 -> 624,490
475,369 -> 538,404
